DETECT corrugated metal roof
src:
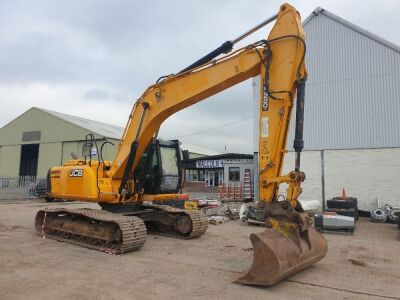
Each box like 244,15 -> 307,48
185,153 -> 253,162
35,107 -> 220,155
180,143 -> 221,156
285,7 -> 400,150
303,7 -> 400,54
36,107 -> 124,139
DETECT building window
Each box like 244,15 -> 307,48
192,170 -> 198,181
186,169 -> 199,181
199,170 -> 205,181
22,131 -> 41,142
229,167 -> 240,181
185,169 -> 190,181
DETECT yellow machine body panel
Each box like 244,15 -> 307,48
48,158 -> 186,203
49,161 -> 112,201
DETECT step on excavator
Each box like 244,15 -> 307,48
35,3 -> 327,286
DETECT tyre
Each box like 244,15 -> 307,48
45,197 -> 54,202
370,208 -> 387,223
327,198 -> 357,209
388,210 -> 399,224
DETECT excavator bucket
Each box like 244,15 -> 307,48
235,225 -> 327,285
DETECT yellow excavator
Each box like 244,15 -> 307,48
35,3 -> 327,286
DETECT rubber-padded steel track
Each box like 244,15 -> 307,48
35,208 -> 146,254
143,205 -> 208,239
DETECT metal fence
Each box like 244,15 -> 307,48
0,176 -> 46,200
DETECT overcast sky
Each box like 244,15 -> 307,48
1,0 -> 399,154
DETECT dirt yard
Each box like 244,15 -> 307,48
0,199 -> 399,300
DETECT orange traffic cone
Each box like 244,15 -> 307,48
342,188 -> 347,200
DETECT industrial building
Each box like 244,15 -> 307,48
0,107 -> 122,177
183,153 -> 253,192
253,8 -> 400,211
0,107 -> 216,178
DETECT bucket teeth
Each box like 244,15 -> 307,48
235,225 -> 327,286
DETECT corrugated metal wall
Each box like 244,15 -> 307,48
286,11 -> 400,150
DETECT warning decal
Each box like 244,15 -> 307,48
261,117 -> 269,138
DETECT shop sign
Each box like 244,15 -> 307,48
196,159 -> 224,168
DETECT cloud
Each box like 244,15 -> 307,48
84,87 -> 110,101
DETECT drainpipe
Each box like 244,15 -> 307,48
321,150 -> 325,212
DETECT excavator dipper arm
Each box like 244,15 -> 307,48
236,4 -> 328,285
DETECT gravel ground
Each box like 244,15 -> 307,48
0,199 -> 399,300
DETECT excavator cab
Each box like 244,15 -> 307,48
135,139 -> 182,195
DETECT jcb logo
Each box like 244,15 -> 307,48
69,169 -> 83,177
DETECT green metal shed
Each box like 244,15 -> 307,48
0,107 -> 121,177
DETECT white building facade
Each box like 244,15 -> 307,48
183,154 -> 253,193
